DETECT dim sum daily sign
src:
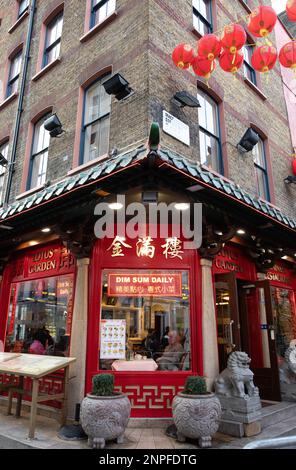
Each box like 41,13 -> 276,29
107,273 -> 183,297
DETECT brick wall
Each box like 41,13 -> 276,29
0,0 -> 295,218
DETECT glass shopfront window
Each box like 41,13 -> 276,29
272,287 -> 296,360
5,275 -> 74,357
99,270 -> 191,372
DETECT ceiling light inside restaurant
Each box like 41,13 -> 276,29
41,228 -> 51,233
174,203 -> 190,211
237,229 -> 246,235
108,202 -> 124,210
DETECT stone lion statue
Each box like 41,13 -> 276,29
214,351 -> 259,399
280,340 -> 296,385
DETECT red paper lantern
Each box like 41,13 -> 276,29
172,43 -> 195,69
251,45 -> 278,73
197,34 -> 222,61
192,56 -> 216,79
279,41 -> 296,71
292,159 -> 296,176
219,50 -> 244,74
286,0 -> 296,21
221,24 -> 247,54
248,6 -> 277,38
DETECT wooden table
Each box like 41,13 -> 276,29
0,353 -> 76,439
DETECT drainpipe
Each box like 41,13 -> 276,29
4,0 -> 37,205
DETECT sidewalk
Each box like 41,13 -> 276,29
0,405 -> 295,449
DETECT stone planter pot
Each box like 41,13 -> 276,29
172,392 -> 222,448
80,392 -> 131,449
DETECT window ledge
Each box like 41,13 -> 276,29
32,57 -> 61,82
8,10 -> 29,34
68,153 -> 109,176
244,77 -> 267,101
16,185 -> 45,200
191,27 -> 203,40
0,92 -> 18,111
80,11 -> 118,43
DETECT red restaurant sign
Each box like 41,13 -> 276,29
108,273 -> 183,297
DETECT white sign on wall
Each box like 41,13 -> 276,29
163,110 -> 190,146
100,319 -> 126,359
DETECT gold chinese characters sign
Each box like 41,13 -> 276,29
107,236 -> 184,260
107,273 -> 183,297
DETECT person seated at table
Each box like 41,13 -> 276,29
160,326 -> 170,350
143,329 -> 160,359
156,330 -> 184,371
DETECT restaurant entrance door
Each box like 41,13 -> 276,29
215,274 -> 281,401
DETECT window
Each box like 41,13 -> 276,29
243,44 -> 257,85
91,0 -> 116,28
197,90 -> 222,174
81,75 -> 111,164
5,275 -> 74,356
18,0 -> 29,18
252,137 -> 270,201
272,287 -> 296,361
0,141 -> 9,204
29,116 -> 50,189
7,51 -> 22,97
99,270 -> 191,372
43,13 -> 63,67
193,0 -> 212,36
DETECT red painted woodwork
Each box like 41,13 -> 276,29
213,243 -> 257,281
0,242 -> 76,342
87,228 -> 202,417
266,262 -> 296,289
0,242 -> 76,408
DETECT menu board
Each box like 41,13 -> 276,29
100,320 -> 126,360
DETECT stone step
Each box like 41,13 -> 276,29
261,402 -> 296,429
128,418 -> 173,429
0,434 -> 35,449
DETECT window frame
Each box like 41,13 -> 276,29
243,43 -> 257,86
197,90 -> 223,175
28,115 -> 51,190
252,136 -> 270,202
7,50 -> 22,98
192,0 -> 213,36
0,140 -> 9,205
80,74 -> 111,165
43,12 -> 63,68
90,0 -> 116,29
18,0 -> 29,18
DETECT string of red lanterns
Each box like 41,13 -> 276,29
172,1 -> 296,81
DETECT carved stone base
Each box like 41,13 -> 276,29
280,383 -> 296,402
217,395 -> 262,424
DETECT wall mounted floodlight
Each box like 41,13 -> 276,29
103,73 -> 134,101
173,91 -> 201,108
44,114 -> 64,138
237,128 -> 259,153
0,153 -> 8,167
284,175 -> 296,184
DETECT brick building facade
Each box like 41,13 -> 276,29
0,0 -> 295,421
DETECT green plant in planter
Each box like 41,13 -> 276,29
184,376 -> 207,395
92,374 -> 114,396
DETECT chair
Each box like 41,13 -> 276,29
179,352 -> 188,371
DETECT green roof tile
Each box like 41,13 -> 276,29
0,145 -> 295,233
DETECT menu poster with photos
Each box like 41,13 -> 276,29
100,319 -> 126,359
